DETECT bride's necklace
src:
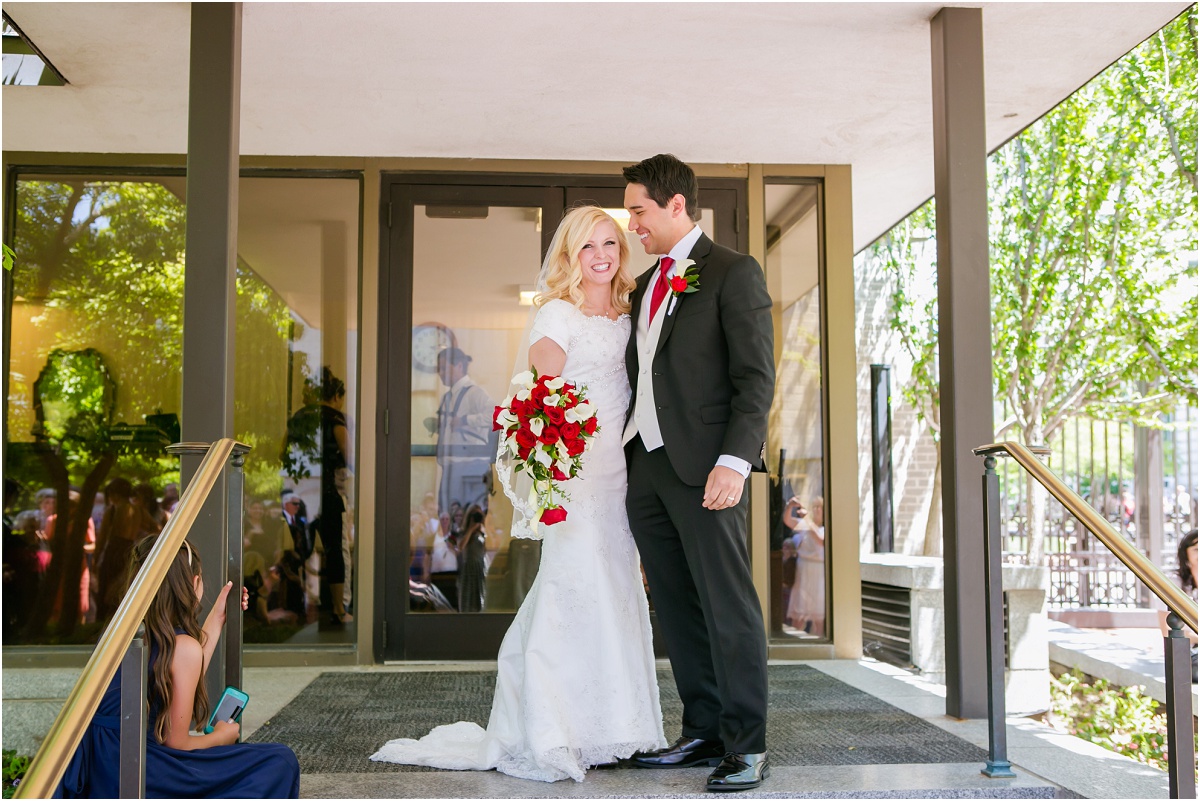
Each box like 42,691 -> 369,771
582,300 -> 617,320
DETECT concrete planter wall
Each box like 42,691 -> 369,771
860,553 -> 1050,715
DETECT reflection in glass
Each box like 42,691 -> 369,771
6,178 -> 185,644
239,176 -> 360,642
3,174 -> 361,647
409,205 -> 545,614
764,181 -> 827,641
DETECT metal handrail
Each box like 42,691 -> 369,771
15,438 -> 243,799
974,441 -> 1197,633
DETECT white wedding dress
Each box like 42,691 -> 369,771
371,300 -> 666,782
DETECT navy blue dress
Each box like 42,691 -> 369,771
57,638 -> 299,799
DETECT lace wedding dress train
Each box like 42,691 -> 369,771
370,300 -> 666,782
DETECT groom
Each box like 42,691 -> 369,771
622,154 -> 774,791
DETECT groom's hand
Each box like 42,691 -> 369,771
703,466 -> 744,510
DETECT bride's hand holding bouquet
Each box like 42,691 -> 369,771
493,368 -> 599,530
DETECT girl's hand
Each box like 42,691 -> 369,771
241,584 -> 249,612
211,719 -> 240,746
206,581 -> 235,631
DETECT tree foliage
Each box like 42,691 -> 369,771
878,8 -> 1197,560
6,178 -> 303,638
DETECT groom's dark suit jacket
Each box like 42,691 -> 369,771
624,232 -> 774,487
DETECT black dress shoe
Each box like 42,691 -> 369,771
706,752 -> 769,792
630,736 -> 725,768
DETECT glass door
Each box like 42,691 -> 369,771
379,175 -> 746,661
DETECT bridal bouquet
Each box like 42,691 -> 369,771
492,369 -> 599,526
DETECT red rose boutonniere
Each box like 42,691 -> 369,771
666,259 -> 699,316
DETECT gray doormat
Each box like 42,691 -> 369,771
247,666 -> 986,774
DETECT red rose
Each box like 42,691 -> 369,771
560,421 -> 581,441
540,506 -> 568,525
536,373 -> 553,388
562,393 -> 579,408
566,438 -> 585,457
539,424 -> 561,445
669,275 -> 688,293
515,428 -> 537,451
530,384 -> 549,404
551,466 -> 568,482
493,406 -> 507,432
583,417 -> 598,435
509,398 -> 526,418
544,405 -> 565,425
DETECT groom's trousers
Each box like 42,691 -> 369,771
626,436 -> 769,755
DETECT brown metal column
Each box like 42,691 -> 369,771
181,2 -> 242,706
931,6 -> 993,719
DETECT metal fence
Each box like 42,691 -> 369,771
998,405 -> 1198,609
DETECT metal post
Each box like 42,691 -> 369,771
224,450 -> 246,705
981,455 -> 1016,778
931,5 -> 994,719
118,632 -> 147,798
871,364 -> 895,553
1164,612 -> 1196,799
182,1 -> 242,710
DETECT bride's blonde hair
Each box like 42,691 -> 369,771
536,205 -> 635,314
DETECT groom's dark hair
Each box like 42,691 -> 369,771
623,154 -> 700,222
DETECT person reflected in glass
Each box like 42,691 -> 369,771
3,480 -> 38,639
317,366 -> 353,625
42,489 -> 96,624
95,477 -> 161,620
427,511 -> 459,610
457,504 -> 487,613
134,483 -> 169,530
786,496 -> 825,637
428,347 -> 495,517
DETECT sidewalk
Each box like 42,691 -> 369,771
1047,620 -> 1199,708
2,658 -> 1175,798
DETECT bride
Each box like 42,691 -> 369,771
370,205 -> 666,782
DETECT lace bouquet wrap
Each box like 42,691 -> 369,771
493,368 -> 599,538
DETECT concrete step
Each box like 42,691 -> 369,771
299,763 -> 1068,799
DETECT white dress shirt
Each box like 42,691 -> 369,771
623,225 -> 751,479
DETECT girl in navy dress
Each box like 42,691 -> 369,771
59,535 -> 300,798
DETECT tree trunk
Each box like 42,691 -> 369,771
1024,419 -> 1049,566
922,442 -> 943,557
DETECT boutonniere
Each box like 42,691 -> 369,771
666,259 -> 699,316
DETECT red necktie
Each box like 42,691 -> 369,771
648,257 -> 675,320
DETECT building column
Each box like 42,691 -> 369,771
181,2 -> 242,706
931,6 -> 993,719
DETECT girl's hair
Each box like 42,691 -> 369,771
536,205 -> 635,314
129,535 -> 210,743
1178,529 -> 1197,594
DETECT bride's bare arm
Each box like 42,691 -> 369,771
528,337 -> 566,376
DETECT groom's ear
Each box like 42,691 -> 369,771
669,193 -> 688,218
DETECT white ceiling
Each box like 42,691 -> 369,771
2,2 -> 1189,251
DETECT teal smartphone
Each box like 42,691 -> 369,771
205,685 -> 249,734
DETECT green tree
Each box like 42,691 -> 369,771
879,8 -> 1197,562
990,8 -> 1198,561
7,178 -> 304,637
874,201 -> 943,556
